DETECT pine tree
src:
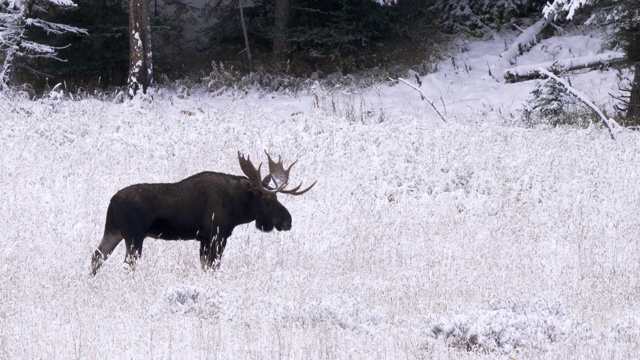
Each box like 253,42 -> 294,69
523,78 -> 589,126
544,0 -> 640,126
0,0 -> 87,90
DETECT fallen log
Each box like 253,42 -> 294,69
490,15 -> 554,81
504,52 -> 625,83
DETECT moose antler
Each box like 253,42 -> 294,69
264,151 -> 317,195
237,151 -> 316,195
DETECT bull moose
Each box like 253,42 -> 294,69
91,151 -> 316,275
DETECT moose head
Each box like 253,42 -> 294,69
238,151 -> 317,232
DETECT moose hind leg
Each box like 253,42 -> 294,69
91,231 -> 123,275
124,237 -> 145,269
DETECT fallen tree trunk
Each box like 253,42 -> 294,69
490,15 -> 554,82
504,52 -> 625,83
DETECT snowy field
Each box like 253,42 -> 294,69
1,34 -> 640,359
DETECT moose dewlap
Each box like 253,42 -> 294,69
90,151 -> 316,275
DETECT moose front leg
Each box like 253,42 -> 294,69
199,235 -> 228,270
199,239 -> 212,269
215,237 -> 228,269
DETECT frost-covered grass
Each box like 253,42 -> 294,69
1,91 -> 639,359
2,32 -> 640,359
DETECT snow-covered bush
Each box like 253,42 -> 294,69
279,294 -> 386,332
202,61 -> 317,96
433,0 -> 545,35
423,299 -> 594,355
202,60 -> 396,99
158,285 -> 225,318
521,77 -> 594,126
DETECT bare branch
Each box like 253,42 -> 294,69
394,77 -> 447,123
539,68 -> 619,140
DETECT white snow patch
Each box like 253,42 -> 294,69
0,29 -> 639,359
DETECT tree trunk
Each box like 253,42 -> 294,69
627,62 -> 640,126
0,7 -> 26,90
92,0 -> 105,85
238,0 -> 252,73
625,19 -> 640,126
0,45 -> 18,90
273,0 -> 293,64
490,15 -> 553,82
128,0 -> 153,97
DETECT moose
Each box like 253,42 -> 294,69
91,151 -> 316,275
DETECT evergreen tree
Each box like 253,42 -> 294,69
544,0 -> 640,125
433,0 -> 547,34
207,0 -> 438,77
523,77 -> 591,126
0,0 -> 86,90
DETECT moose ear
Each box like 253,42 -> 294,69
240,178 -> 259,193
261,174 -> 273,190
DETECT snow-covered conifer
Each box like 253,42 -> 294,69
0,0 -> 86,90
543,0 -> 640,125
522,77 -> 589,126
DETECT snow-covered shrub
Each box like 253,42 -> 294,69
521,77 -> 595,127
202,60 -> 396,100
202,61 -> 312,95
422,299 -> 594,355
158,285 -> 225,318
433,0 -> 545,35
278,294 -> 386,332
203,61 -> 234,91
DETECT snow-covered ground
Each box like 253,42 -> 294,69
1,33 -> 639,359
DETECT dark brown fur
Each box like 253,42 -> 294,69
91,171 -> 292,275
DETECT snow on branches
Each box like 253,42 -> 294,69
543,0 -> 591,20
0,0 -> 87,89
539,68 -> 620,139
490,15 -> 553,82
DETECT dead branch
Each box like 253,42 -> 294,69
539,68 -> 619,140
238,0 -> 252,73
394,77 -> 447,123
490,15 -> 554,82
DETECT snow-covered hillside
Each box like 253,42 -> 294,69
1,33 -> 639,359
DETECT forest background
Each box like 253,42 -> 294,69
0,0 -> 639,123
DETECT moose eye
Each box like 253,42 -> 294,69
263,197 -> 272,206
